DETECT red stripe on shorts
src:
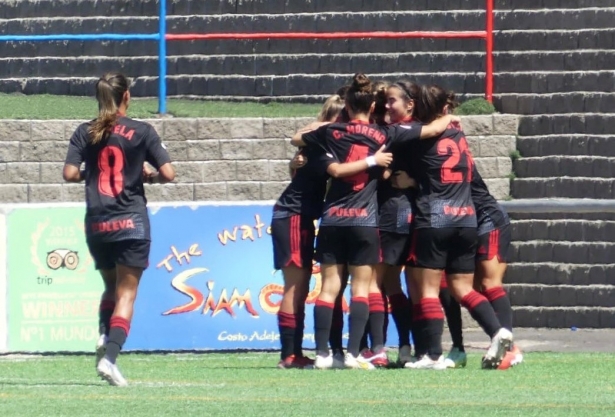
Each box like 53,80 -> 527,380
487,229 -> 499,261
285,215 -> 302,268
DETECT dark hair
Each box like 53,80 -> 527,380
345,73 -> 374,115
392,80 -> 420,103
415,84 -> 452,124
446,91 -> 459,113
88,72 -> 129,145
335,84 -> 351,98
371,80 -> 390,125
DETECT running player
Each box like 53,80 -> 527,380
63,72 -> 175,386
389,85 -> 512,370
273,94 -> 344,369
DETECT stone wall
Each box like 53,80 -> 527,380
0,114 -> 518,203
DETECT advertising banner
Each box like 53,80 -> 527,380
4,203 -> 401,352
6,206 -> 102,352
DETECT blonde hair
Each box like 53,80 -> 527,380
88,72 -> 129,145
317,94 -> 345,122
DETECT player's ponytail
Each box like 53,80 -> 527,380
416,84 -> 449,124
345,73 -> 375,115
318,94 -> 345,122
88,72 -> 129,145
372,81 -> 390,125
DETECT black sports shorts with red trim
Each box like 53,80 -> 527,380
380,231 -> 412,266
476,223 -> 511,263
407,227 -> 477,274
316,226 -> 380,266
87,239 -> 151,270
271,215 -> 316,270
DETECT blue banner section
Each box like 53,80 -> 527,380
125,203 -> 404,351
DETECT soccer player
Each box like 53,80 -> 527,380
390,85 -> 512,370
273,94 -> 344,369
442,163 -> 523,370
291,73 -> 393,370
63,72 -> 175,386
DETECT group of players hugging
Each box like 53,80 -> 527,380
270,73 -> 523,371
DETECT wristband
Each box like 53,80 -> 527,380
365,156 -> 377,167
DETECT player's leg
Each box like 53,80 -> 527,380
344,226 -> 380,370
272,215 -> 314,368
362,265 -> 388,367
329,268 -> 348,361
447,228 -> 512,370
87,240 -> 116,368
476,224 -> 521,368
97,240 -> 149,386
440,273 -> 467,369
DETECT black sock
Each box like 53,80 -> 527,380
440,287 -> 464,351
314,300 -> 334,356
347,297 -> 369,357
389,293 -> 411,347
411,304 -> 426,357
461,291 -> 502,338
329,296 -> 344,354
368,293 -> 386,352
483,287 -> 513,332
277,311 -> 296,359
420,298 -> 444,360
105,316 -> 129,364
293,307 -> 306,356
360,325 -> 369,352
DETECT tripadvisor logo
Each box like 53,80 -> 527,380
46,249 -> 79,271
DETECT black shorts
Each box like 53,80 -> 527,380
407,227 -> 477,274
271,215 -> 316,269
87,239 -> 151,270
316,226 -> 380,266
380,231 -> 412,266
476,223 -> 511,263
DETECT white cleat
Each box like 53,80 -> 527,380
482,328 -> 513,369
344,353 -> 375,370
444,347 -> 467,369
405,355 -> 447,370
95,334 -> 107,369
397,345 -> 413,366
97,357 -> 128,387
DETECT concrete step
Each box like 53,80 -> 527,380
511,177 -> 615,199
495,8 -> 615,30
509,240 -> 615,264
518,114 -> 615,136
495,51 -> 615,73
0,37 -> 485,59
497,0 -> 615,8
511,220 -> 615,242
0,73 -> 486,98
0,52 -> 488,79
506,262 -> 615,286
495,93 -> 615,115
513,156 -> 615,178
0,0 -> 489,19
496,71 -> 615,95
496,29 -> 615,51
517,135 -> 615,158
512,306 -> 615,328
507,284 -> 615,308
0,12 -> 485,36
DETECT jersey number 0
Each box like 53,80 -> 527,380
98,145 -> 125,197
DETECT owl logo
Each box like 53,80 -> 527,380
46,249 -> 79,271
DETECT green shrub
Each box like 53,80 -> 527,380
454,98 -> 496,115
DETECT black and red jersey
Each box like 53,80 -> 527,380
301,120 -> 387,227
471,165 -> 510,235
388,123 -> 477,229
65,116 -> 171,242
377,119 -> 419,234
273,146 -> 330,220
